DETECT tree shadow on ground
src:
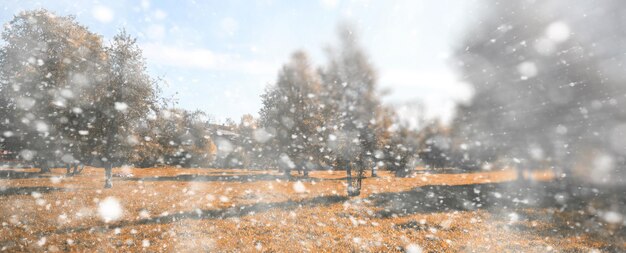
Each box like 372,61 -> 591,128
371,180 -> 626,251
368,182 -> 509,217
414,168 -> 480,175
202,170 -> 272,175
510,209 -> 626,252
45,194 -> 349,236
123,173 -> 346,183
368,180 -> 626,217
0,186 -> 66,196
0,170 -> 47,179
514,184 -> 626,251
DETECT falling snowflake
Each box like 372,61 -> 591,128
98,197 -> 123,223
293,181 -> 306,193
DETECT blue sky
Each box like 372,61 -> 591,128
1,0 -> 477,124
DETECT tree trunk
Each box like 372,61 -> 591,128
516,167 -> 525,181
283,168 -> 291,178
346,162 -> 352,192
72,164 -> 80,174
66,164 -> 71,174
346,161 -> 361,196
303,167 -> 309,177
40,162 -> 50,173
104,163 -> 113,188
371,166 -> 378,177
394,159 -> 410,177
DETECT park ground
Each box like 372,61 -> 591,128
0,167 -> 624,252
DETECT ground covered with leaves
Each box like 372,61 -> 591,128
0,167 -> 624,252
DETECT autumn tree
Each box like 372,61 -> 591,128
318,24 -> 385,194
387,126 -> 419,177
417,120 -> 451,171
371,105 -> 395,177
92,30 -> 160,188
130,108 -> 216,168
259,51 -> 324,177
0,10 -> 107,172
233,114 -> 260,168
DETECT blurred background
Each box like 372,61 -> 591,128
1,0 -> 626,251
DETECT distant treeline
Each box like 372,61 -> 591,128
0,10 -> 460,177
4,1 -> 623,186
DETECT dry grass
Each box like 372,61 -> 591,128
0,167 -> 623,252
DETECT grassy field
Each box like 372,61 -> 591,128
0,167 -> 623,252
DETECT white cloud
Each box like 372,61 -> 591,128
153,9 -> 167,20
142,43 -> 278,75
380,68 -> 473,123
146,24 -> 166,40
141,0 -> 151,10
381,68 -> 472,101
219,17 -> 239,37
143,43 -> 216,69
92,5 -> 114,23
320,0 -> 339,9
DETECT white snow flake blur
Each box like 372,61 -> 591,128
293,181 -> 306,193
98,197 -> 123,223
92,5 -> 114,23
0,0 -> 625,252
